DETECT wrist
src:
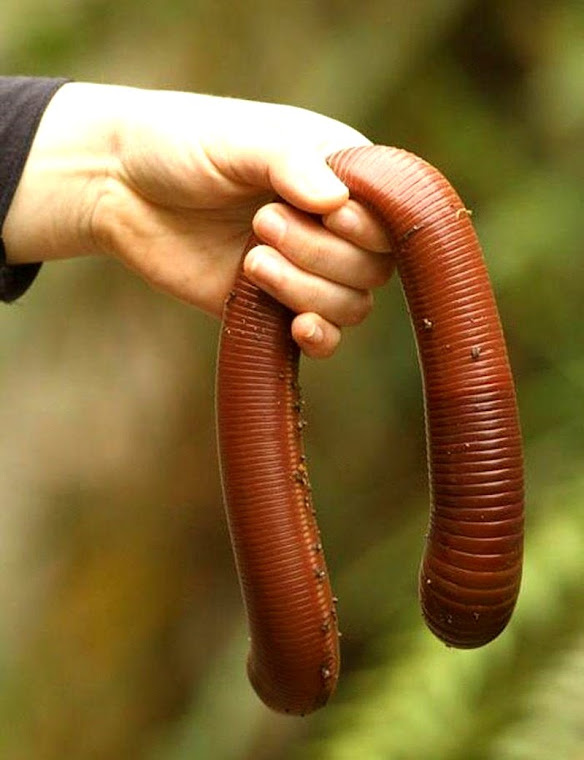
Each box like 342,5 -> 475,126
2,82 -> 123,265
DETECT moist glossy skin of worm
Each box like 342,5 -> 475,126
328,146 -> 523,648
216,145 -> 524,714
216,237 -> 339,716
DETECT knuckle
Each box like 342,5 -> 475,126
294,237 -> 327,273
362,258 -> 394,288
345,291 -> 373,325
369,262 -> 393,288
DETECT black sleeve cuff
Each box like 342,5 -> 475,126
0,76 -> 70,303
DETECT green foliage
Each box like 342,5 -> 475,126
1,0 -> 583,758
295,474 -> 584,760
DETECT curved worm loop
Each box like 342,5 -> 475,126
216,145 -> 524,714
328,146 -> 523,648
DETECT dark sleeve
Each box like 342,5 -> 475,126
0,76 -> 70,303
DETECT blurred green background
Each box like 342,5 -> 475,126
1,0 -> 583,758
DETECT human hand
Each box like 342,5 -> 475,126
3,83 -> 393,358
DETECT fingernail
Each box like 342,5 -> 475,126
246,249 -> 282,285
255,208 -> 286,243
307,170 -> 348,202
331,204 -> 359,233
295,163 -> 348,204
304,323 -> 324,344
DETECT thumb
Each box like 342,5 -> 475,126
267,149 -> 355,214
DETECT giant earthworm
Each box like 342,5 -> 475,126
216,145 -> 524,715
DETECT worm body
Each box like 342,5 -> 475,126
216,145 -> 524,713
216,238 -> 339,716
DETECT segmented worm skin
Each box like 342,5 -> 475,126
328,146 -> 523,648
216,236 -> 339,716
216,145 -> 524,714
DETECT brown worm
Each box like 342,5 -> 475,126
216,145 -> 524,715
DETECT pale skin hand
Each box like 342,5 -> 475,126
3,83 -> 393,358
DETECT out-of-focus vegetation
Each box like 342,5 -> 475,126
1,0 -> 583,758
